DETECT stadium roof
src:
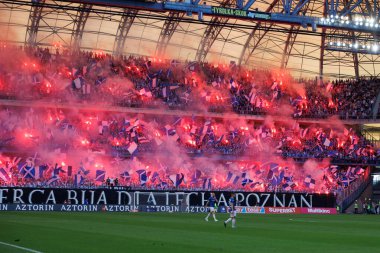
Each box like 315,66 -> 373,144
0,0 -> 379,78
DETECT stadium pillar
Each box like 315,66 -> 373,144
195,0 -> 230,62
280,0 -> 310,69
113,9 -> 138,56
352,44 -> 359,80
25,0 -> 45,47
238,0 -> 280,66
344,0 -> 360,80
319,0 -> 327,81
156,12 -> 185,57
71,3 -> 92,53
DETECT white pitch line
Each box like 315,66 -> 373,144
289,218 -> 318,223
0,241 -> 43,253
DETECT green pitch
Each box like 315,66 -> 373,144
0,212 -> 378,253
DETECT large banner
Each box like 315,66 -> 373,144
0,204 -> 337,214
0,187 -> 335,208
236,206 -> 337,214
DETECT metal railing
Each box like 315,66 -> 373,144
361,128 -> 378,147
339,168 -> 372,211
372,87 -> 380,119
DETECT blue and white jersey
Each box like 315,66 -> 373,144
208,196 -> 217,207
228,197 -> 236,211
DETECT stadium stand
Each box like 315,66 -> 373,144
0,46 -> 378,201
0,0 -> 379,215
1,46 -> 380,120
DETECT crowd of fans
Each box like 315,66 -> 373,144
0,44 -> 377,196
0,108 -> 378,164
290,79 -> 380,119
0,45 -> 379,120
0,151 -> 367,195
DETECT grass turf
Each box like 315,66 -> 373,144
0,212 -> 378,253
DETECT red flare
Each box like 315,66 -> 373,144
24,133 -> 33,138
81,139 -> 89,145
187,140 -> 196,146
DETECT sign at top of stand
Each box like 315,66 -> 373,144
211,6 -> 271,20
